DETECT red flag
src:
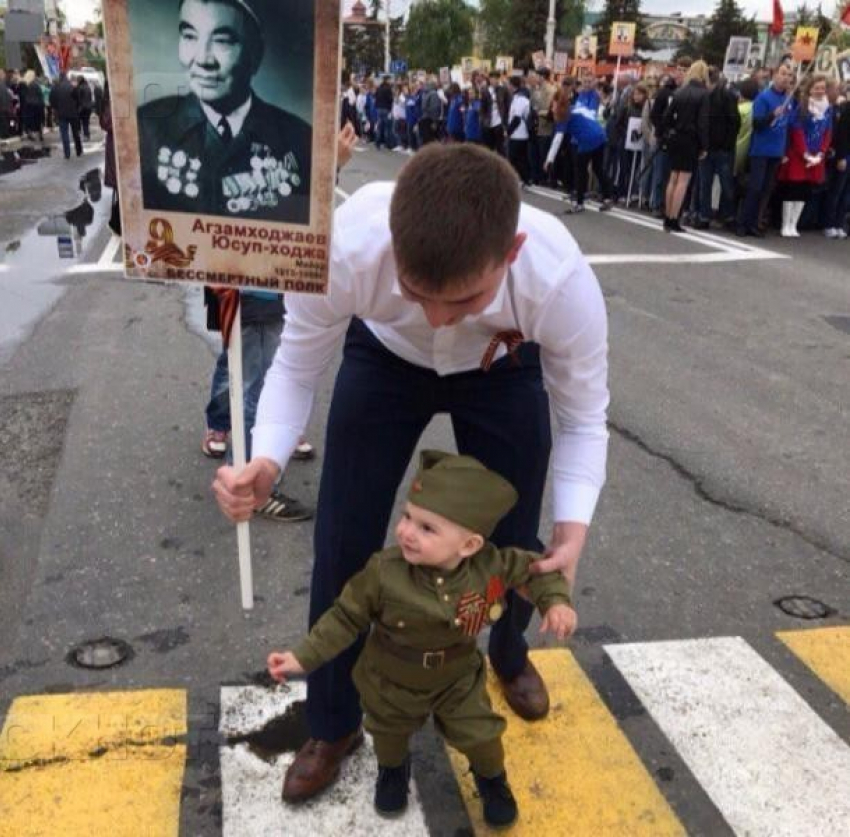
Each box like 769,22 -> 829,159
770,0 -> 785,35
840,1 -> 850,29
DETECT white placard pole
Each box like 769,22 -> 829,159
227,302 -> 254,610
613,55 -> 622,105
626,150 -> 639,207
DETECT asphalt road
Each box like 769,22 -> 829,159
0,138 -> 847,836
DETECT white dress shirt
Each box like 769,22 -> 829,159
508,93 -> 530,140
489,86 -> 503,128
253,182 -> 609,525
200,95 -> 252,139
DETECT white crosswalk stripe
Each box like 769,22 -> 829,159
606,636 -> 850,837
219,684 -> 430,837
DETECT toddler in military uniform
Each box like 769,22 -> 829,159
268,450 -> 576,827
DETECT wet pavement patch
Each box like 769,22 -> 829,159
572,623 -> 621,644
224,699 -> 309,761
135,626 -> 191,653
823,315 -> 850,335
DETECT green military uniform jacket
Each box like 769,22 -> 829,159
137,93 -> 311,224
293,544 -> 571,675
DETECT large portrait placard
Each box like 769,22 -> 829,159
103,0 -> 340,294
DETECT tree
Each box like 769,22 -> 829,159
594,0 -> 652,60
401,0 -> 475,73
794,3 -> 816,27
559,0 -> 588,40
698,0 -> 758,66
814,3 -> 836,47
478,0 -> 515,57
674,36 -> 701,62
478,0 -> 589,64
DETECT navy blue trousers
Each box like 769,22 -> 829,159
307,319 -> 552,741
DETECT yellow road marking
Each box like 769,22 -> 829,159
777,625 -> 850,704
447,649 -> 684,835
0,689 -> 186,837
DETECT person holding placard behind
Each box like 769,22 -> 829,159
736,61 -> 796,238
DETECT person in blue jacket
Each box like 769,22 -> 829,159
464,88 -> 483,144
405,81 -> 422,152
366,86 -> 378,144
446,83 -> 466,142
545,91 -> 614,213
576,75 -> 601,114
736,61 -> 796,237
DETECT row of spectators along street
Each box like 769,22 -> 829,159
0,68 -> 103,164
344,58 -> 850,240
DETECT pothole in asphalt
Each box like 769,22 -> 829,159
66,637 -> 134,669
773,595 -> 836,620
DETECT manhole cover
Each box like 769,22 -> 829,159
774,595 -> 835,620
67,638 -> 134,670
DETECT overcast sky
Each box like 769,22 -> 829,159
64,0 -> 836,28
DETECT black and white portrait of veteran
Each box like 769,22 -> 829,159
136,0 -> 312,223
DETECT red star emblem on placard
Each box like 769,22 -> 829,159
800,32 -> 813,45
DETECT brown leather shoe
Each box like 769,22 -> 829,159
282,729 -> 364,803
497,660 -> 550,721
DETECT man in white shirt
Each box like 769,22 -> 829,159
213,144 -> 609,803
506,75 -> 532,185
483,71 -> 507,155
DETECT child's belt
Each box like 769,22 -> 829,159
374,626 -> 474,669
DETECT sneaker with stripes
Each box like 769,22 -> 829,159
255,489 -> 314,522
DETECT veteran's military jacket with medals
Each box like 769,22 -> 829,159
293,544 -> 571,676
137,93 -> 311,224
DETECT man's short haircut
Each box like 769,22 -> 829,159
738,77 -> 759,101
390,144 -> 520,291
676,57 -> 693,70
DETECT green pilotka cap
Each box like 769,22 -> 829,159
407,450 -> 518,537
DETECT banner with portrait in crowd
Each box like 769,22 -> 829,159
103,0 -> 340,294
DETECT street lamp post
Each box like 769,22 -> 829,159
545,0 -> 556,60
385,0 -> 391,73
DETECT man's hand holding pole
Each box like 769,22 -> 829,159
213,458 -> 280,523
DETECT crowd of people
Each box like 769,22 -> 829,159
0,68 -> 102,159
343,57 -> 850,240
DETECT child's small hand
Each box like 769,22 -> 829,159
267,651 -> 304,684
539,604 -> 577,641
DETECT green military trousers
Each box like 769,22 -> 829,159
352,636 -> 506,777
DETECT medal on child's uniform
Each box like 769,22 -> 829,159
456,592 -> 487,636
485,576 -> 505,623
